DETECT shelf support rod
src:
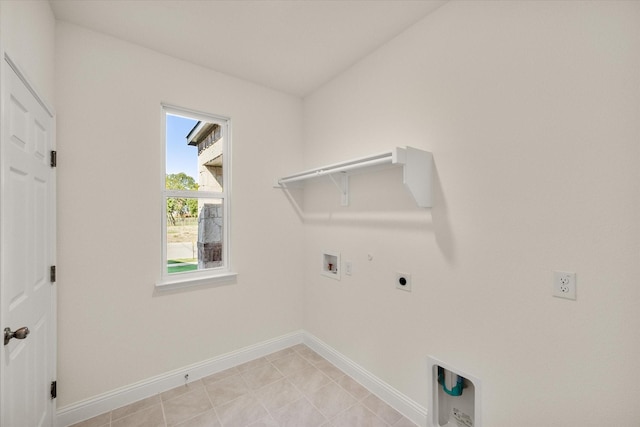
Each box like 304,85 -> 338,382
328,173 -> 349,206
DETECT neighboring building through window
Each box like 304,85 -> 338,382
160,105 -> 232,287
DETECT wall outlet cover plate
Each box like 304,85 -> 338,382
553,271 -> 576,300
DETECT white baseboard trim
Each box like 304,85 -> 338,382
304,334 -> 428,427
56,330 -> 304,427
56,330 -> 427,427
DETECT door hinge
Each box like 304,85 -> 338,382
50,381 -> 57,399
50,266 -> 56,283
50,150 -> 57,168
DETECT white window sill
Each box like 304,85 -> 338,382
156,271 -> 238,291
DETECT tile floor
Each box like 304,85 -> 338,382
70,344 -> 418,427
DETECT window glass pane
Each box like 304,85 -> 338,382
166,114 -> 224,192
166,197 -> 224,274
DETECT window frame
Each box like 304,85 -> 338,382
157,104 -> 236,289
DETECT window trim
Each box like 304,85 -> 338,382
157,104 -> 235,289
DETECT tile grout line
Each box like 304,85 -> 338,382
249,359 -> 289,426
292,345 -> 397,427
250,387 -> 279,426
283,349 -> 332,424
159,394 -> 168,427
251,349 -> 327,426
75,344 -> 415,427
201,377 -> 224,427
284,347 -> 368,426
260,349 -> 306,425
287,346 -> 346,425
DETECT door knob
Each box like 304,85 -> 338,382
4,327 -> 30,345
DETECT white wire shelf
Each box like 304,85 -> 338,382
275,146 -> 433,208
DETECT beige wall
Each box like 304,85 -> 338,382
55,22 -> 304,407
301,1 -> 640,426
0,0 -> 55,104
16,1 -> 640,424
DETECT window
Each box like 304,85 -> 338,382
158,105 -> 235,288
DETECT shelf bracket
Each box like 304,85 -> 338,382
398,147 -> 433,208
328,173 -> 349,206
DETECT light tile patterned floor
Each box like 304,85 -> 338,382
70,344 -> 418,427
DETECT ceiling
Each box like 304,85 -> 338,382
50,0 -> 446,97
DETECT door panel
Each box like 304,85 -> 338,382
1,56 -> 55,427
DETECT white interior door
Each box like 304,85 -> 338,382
1,55 -> 56,427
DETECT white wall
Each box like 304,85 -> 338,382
55,22 -> 304,407
40,1 -> 640,423
0,0 -> 55,104
302,1 -> 640,426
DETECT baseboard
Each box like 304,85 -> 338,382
56,330 -> 304,427
304,334 -> 428,427
56,330 -> 428,427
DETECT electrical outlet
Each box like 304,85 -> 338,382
553,271 -> 576,300
396,272 -> 411,292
